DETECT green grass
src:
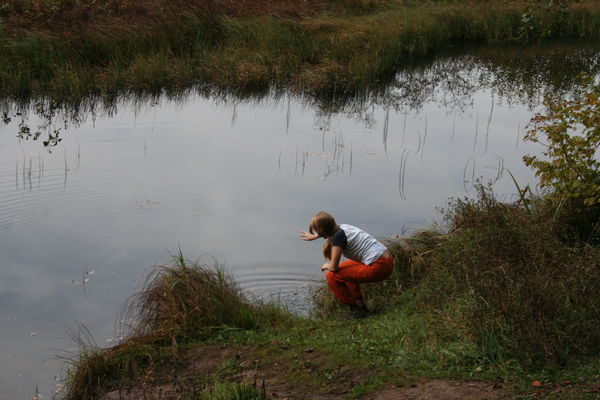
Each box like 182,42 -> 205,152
1,1 -> 600,101
252,293 -> 482,377
195,382 -> 265,400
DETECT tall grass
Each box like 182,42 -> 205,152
1,1 -> 600,101
122,263 -> 259,341
430,187 -> 600,365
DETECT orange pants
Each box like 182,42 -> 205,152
326,256 -> 393,305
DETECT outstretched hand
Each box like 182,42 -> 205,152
299,230 -> 319,241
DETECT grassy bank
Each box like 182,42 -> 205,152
1,0 -> 600,101
60,183 -> 600,399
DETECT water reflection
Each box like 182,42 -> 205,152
0,42 -> 598,400
3,41 -> 599,152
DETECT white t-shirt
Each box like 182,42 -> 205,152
332,224 -> 388,265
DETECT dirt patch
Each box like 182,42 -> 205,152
101,385 -> 179,400
99,344 -> 514,400
99,345 -> 246,400
183,345 -> 242,376
371,380 -> 508,400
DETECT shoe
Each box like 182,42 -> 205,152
348,304 -> 369,319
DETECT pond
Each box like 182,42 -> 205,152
0,42 -> 598,400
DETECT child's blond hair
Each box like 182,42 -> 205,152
309,211 -> 338,238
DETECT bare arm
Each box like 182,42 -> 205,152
321,245 -> 342,272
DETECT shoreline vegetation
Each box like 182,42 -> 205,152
1,0 -> 600,102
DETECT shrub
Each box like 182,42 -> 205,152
523,86 -> 600,240
524,87 -> 600,206
424,186 -> 600,365
518,0 -> 579,40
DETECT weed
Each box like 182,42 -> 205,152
168,244 -> 187,267
62,235 -> 599,398
61,260 -> 292,399
216,358 -> 243,380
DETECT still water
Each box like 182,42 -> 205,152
0,43 -> 598,399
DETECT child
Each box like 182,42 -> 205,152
300,211 -> 393,317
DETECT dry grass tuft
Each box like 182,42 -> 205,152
122,263 -> 258,342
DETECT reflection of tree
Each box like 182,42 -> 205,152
378,56 -> 481,112
1,42 -> 599,149
2,99 -> 76,151
472,43 -> 600,106
320,42 -> 599,118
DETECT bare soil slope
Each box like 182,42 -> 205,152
99,345 -> 511,400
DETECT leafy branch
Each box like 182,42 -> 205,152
524,87 -> 600,206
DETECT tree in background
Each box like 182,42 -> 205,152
519,0 -> 580,40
